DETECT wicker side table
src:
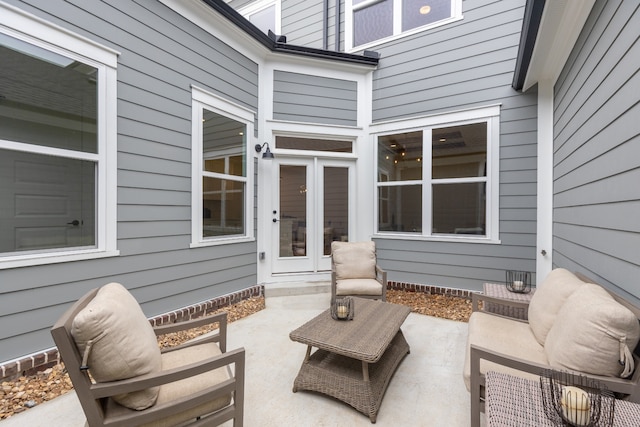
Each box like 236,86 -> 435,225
482,282 -> 536,320
486,371 -> 640,426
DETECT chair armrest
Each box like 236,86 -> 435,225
376,265 -> 387,301
90,346 -> 245,399
471,292 -> 530,321
154,311 -> 227,352
470,344 -> 640,397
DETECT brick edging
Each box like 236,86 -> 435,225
0,284 -> 264,382
387,280 -> 474,300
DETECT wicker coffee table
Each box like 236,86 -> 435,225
289,297 -> 411,423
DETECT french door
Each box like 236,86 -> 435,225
271,157 -> 353,274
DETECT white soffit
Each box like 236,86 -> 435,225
522,0 -> 595,91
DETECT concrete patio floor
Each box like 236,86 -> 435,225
0,290 -> 472,426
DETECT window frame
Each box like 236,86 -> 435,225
0,3 -> 119,269
372,105 -> 500,244
345,0 -> 463,51
190,86 -> 256,247
238,0 -> 281,35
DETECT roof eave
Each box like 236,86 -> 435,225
512,0 -> 546,91
200,0 -> 379,67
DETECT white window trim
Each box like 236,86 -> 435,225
190,86 -> 256,247
345,0 -> 463,52
0,2 -> 119,269
371,105 -> 500,244
238,0 -> 281,34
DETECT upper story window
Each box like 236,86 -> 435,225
191,87 -> 255,246
374,106 -> 500,243
347,0 -> 462,50
0,4 -> 118,269
239,0 -> 281,36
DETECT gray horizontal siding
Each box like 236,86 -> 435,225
552,0 -> 640,306
282,0 -> 324,49
0,0 -> 259,362
373,0 -> 537,291
273,70 -> 357,126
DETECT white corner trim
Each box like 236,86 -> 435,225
536,80 -> 554,284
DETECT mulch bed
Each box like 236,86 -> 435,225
0,290 -> 471,419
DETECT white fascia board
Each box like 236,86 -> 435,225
159,0 -> 268,63
522,0 -> 595,91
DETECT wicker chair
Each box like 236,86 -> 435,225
330,241 -> 387,304
51,282 -> 244,427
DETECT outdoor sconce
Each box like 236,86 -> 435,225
255,142 -> 275,159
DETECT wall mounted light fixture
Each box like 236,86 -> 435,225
255,142 -> 275,159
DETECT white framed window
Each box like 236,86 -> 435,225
239,0 -> 281,36
0,3 -> 119,269
373,106 -> 500,243
191,86 -> 255,246
346,0 -> 463,50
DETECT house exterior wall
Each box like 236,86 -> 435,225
273,70 -> 358,126
552,0 -> 640,305
229,0 -> 538,290
368,0 -> 538,290
0,0 -> 259,362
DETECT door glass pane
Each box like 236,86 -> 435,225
202,177 -> 245,237
324,167 -> 349,255
0,33 -> 98,153
432,122 -> 487,179
432,182 -> 485,235
279,165 -> 307,257
378,185 -> 422,233
0,149 -> 96,254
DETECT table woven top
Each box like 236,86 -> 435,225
289,298 -> 410,363
486,371 -> 640,427
483,282 -> 536,301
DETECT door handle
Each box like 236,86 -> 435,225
67,220 -> 80,226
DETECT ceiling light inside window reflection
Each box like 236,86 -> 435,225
439,138 -> 446,142
420,5 -> 431,15
239,132 -> 244,135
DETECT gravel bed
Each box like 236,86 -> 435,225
0,290 -> 470,419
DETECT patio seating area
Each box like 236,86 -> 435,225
0,288 -> 471,427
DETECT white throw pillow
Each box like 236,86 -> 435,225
528,268 -> 585,345
71,282 -> 162,410
544,283 -> 640,378
331,241 -> 377,280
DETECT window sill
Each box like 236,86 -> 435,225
190,236 -> 255,248
374,233 -> 501,245
347,15 -> 464,53
0,249 -> 120,270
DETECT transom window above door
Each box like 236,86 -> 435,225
347,0 -> 462,50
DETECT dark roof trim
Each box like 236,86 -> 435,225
512,0 -> 546,90
200,0 -> 379,67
